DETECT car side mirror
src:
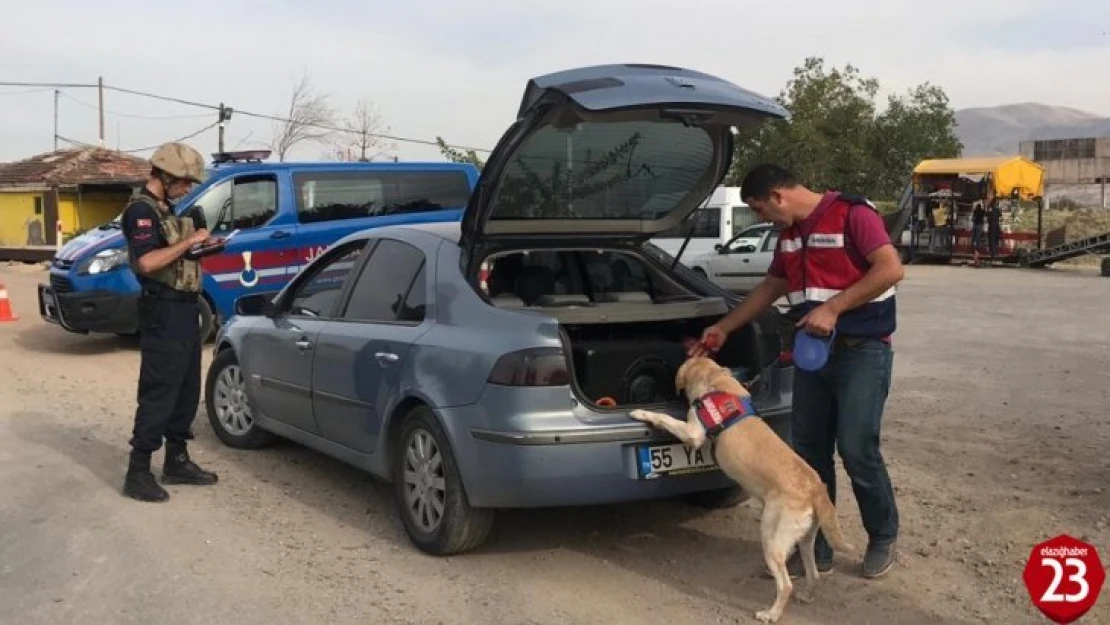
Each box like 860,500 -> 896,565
714,243 -> 725,253
235,293 -> 277,317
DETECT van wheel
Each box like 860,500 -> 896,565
393,406 -> 495,556
693,267 -> 708,278
205,349 -> 275,449
682,484 -> 750,509
198,296 -> 215,343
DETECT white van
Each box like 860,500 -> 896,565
648,186 -> 760,264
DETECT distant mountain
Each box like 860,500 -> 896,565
954,103 -> 1110,157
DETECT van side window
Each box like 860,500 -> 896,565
293,170 -> 471,224
230,175 -> 278,230
655,207 -> 720,238
190,175 -> 278,234
341,238 -> 426,323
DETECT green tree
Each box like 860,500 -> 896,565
868,83 -> 962,198
728,57 -> 961,200
435,136 -> 485,170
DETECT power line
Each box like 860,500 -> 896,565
100,82 -> 493,153
1,78 -> 493,154
117,121 -> 220,153
0,81 -> 98,89
59,91 -> 210,121
102,84 -> 220,112
0,87 -> 54,97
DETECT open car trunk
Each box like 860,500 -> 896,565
481,246 -> 779,410
561,315 -> 766,409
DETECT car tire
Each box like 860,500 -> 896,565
205,349 -> 275,449
198,296 -> 216,344
682,484 -> 751,509
693,266 -> 707,278
1101,256 -> 1109,277
393,406 -> 495,556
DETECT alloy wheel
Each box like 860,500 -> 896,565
213,364 -> 252,435
402,429 -> 447,532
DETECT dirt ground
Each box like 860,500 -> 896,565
1,260 -> 1108,625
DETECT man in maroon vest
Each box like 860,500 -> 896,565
690,164 -> 905,579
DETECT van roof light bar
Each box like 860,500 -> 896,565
211,149 -> 272,165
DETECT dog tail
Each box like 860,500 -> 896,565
812,489 -> 854,553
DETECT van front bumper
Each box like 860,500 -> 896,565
38,282 -> 138,335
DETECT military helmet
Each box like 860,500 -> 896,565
150,142 -> 206,184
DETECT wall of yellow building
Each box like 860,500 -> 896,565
0,191 -> 46,247
58,190 -> 130,237
0,188 -> 132,247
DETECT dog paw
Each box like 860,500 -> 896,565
794,588 -> 815,604
628,409 -> 654,424
754,609 -> 780,623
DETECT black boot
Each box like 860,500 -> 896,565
162,442 -> 218,485
123,450 -> 170,502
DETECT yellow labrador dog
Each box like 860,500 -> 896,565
629,356 -> 852,623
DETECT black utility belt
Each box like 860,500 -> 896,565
140,287 -> 199,303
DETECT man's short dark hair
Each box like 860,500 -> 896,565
739,164 -> 801,202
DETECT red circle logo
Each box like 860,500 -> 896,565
1022,534 -> 1105,623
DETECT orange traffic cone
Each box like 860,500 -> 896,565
0,280 -> 18,322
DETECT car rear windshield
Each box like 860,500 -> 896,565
293,170 -> 472,224
486,120 -> 717,222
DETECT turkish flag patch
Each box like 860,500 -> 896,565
137,218 -> 152,227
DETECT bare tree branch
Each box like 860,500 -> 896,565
268,70 -> 336,161
327,98 -> 396,162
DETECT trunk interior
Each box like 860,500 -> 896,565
561,316 -> 765,410
480,246 -> 781,410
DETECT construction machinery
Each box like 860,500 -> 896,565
891,156 -> 1046,265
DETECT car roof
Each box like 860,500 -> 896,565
340,220 -> 463,245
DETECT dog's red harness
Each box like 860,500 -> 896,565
693,391 -> 757,437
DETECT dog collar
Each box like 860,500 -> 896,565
693,391 -> 757,438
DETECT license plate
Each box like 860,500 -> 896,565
636,441 -> 717,479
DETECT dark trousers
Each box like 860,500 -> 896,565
130,296 -> 202,454
789,337 -> 899,561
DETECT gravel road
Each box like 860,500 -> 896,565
1,261 -> 1107,625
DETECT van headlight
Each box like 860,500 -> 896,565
78,248 -> 129,275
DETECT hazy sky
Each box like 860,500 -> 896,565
1,0 -> 1107,164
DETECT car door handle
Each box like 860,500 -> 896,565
270,230 -> 291,240
295,339 -> 313,351
375,352 -> 399,364
742,258 -> 750,263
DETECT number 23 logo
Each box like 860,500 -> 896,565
1041,557 -> 1089,603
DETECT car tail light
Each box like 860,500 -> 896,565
488,347 -> 570,386
478,262 -> 491,293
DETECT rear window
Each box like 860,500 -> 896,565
293,169 -> 472,224
486,120 -> 716,222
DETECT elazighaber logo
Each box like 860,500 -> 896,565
1023,534 -> 1105,623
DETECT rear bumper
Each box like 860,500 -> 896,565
446,402 -> 791,509
38,283 -> 138,334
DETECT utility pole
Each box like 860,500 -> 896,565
97,76 -> 105,147
53,89 -> 59,151
217,102 -> 233,153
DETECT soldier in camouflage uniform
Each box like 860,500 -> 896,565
120,141 -> 218,502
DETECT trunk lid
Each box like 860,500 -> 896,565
459,63 -> 789,262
